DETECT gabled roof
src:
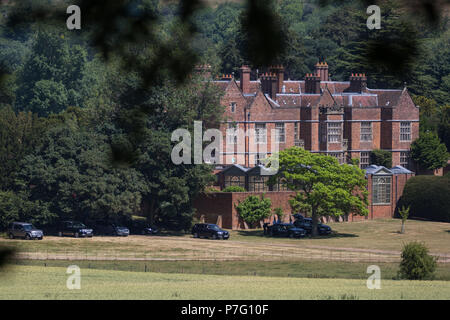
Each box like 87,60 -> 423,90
246,165 -> 276,176
390,165 -> 414,174
218,164 -> 250,176
364,165 -> 393,176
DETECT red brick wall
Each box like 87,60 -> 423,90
194,191 -> 296,229
195,173 -> 415,229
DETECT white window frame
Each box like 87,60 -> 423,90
275,123 -> 285,143
360,122 -> 372,142
360,152 -> 370,169
372,176 -> 392,205
327,122 -> 342,143
255,123 -> 267,144
400,151 -> 410,168
400,122 -> 411,142
226,123 -> 237,145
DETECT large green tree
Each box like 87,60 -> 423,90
14,29 -> 88,116
268,147 -> 368,236
15,122 -> 148,226
0,105 -> 48,190
410,131 -> 448,170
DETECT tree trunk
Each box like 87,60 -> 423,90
311,208 -> 319,237
401,220 -> 405,234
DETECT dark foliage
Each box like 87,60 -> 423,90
397,175 -> 450,222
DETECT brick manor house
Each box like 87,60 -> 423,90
205,62 -> 419,170
192,63 -> 419,228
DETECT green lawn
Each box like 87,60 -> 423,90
1,265 -> 449,300
11,258 -> 450,281
230,219 -> 450,254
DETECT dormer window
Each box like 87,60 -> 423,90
230,102 -> 237,113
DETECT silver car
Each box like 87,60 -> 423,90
8,222 -> 44,240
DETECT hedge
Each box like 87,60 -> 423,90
397,175 -> 450,222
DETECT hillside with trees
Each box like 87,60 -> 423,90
0,0 -> 448,230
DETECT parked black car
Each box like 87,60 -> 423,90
294,218 -> 332,235
57,221 -> 93,238
266,223 -> 306,238
192,223 -> 229,240
129,222 -> 159,235
7,222 -> 44,240
95,223 -> 129,236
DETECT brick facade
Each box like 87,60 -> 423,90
213,63 -> 419,169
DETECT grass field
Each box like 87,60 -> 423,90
1,219 -> 448,263
11,258 -> 450,280
1,265 -> 449,300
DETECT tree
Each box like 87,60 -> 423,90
0,191 -> 19,230
370,149 -> 392,168
412,95 -> 440,133
398,242 -> 437,280
0,106 -> 48,190
438,105 -> 450,151
410,131 -> 448,170
15,123 -> 148,226
273,207 -> 284,220
398,205 -> 410,234
14,29 -> 88,116
235,194 -> 272,228
268,147 -> 368,236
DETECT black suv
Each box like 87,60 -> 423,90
57,221 -> 93,238
294,218 -> 332,235
95,223 -> 129,236
7,222 -> 44,240
266,223 -> 306,238
130,223 -> 159,235
192,224 -> 230,240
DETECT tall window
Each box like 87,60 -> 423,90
255,123 -> 266,144
372,176 -> 391,204
400,151 -> 410,168
227,123 -> 237,144
360,122 -> 372,142
248,176 -> 269,192
275,123 -> 285,143
360,152 -> 370,169
327,122 -> 342,143
224,175 -> 245,189
400,122 -> 411,141
230,102 -> 236,113
294,122 -> 299,141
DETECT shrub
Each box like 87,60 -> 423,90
235,194 -> 272,228
398,242 -> 437,280
397,175 -> 450,222
222,186 -> 246,192
370,149 -> 392,168
273,207 -> 284,219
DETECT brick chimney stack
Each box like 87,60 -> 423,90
305,73 -> 321,94
349,73 -> 367,93
261,72 -> 278,99
314,62 -> 329,81
239,65 -> 251,94
270,65 -> 285,95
